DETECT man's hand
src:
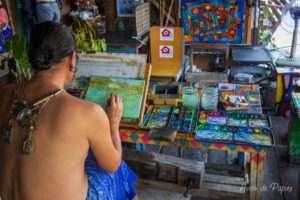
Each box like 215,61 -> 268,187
106,94 -> 123,131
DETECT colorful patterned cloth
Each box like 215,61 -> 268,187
85,149 -> 138,200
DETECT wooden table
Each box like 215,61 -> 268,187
120,82 -> 272,200
120,128 -> 269,200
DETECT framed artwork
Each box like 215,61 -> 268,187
181,0 -> 244,44
116,0 -> 144,17
0,0 -> 13,53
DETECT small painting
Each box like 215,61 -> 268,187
248,119 -> 269,128
234,132 -> 272,146
116,0 -> 144,17
181,0 -> 244,44
195,129 -> 233,141
85,77 -> 145,120
0,0 -> 13,53
147,106 -> 171,128
227,117 -> 247,126
207,116 -> 227,125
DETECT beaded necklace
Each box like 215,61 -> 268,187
2,84 -> 64,154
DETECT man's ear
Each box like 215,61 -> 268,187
69,51 -> 76,68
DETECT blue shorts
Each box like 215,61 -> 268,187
36,3 -> 60,23
85,149 -> 138,200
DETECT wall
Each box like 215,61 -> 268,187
61,0 -> 73,25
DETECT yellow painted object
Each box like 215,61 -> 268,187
150,26 -> 184,77
276,75 -> 284,103
152,97 -> 179,106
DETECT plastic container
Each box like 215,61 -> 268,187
182,87 -> 198,107
201,87 -> 218,110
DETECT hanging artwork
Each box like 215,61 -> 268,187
0,0 -> 13,53
116,0 -> 144,17
181,0 -> 244,44
85,76 -> 145,121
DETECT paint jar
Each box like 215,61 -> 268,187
182,87 -> 198,107
201,87 -> 218,111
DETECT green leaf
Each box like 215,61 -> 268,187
80,32 -> 86,40
265,8 -> 273,20
101,39 -> 107,52
12,35 -> 21,60
19,35 -> 27,59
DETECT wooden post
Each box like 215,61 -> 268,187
249,152 -> 258,200
249,149 -> 266,200
256,149 -> 266,200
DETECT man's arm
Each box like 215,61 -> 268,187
86,94 -> 123,173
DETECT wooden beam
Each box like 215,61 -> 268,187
165,0 -> 174,26
135,178 -> 247,199
150,0 -> 176,25
270,7 -> 282,21
204,174 -> 244,186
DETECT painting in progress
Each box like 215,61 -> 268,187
181,0 -> 244,44
0,0 -> 13,53
85,77 -> 145,120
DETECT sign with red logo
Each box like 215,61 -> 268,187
159,45 -> 173,58
160,28 -> 174,41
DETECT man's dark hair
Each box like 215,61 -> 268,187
28,21 -> 76,71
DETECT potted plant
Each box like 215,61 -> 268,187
70,18 -> 107,53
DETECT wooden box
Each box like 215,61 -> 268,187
187,43 -> 229,83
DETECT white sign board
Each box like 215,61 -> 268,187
159,45 -> 173,58
160,28 -> 174,41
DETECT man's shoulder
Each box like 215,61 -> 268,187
62,94 -> 106,118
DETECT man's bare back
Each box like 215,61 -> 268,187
0,83 -> 107,200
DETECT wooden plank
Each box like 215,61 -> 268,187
5,0 -> 19,35
77,53 -> 147,79
246,7 -> 254,44
123,148 -> 205,188
150,0 -> 176,25
256,149 -> 266,200
135,178 -> 247,199
270,7 -> 281,21
186,72 -> 228,83
249,152 -> 258,200
204,174 -> 244,186
165,0 -> 175,26
139,64 -> 152,126
202,182 -> 245,194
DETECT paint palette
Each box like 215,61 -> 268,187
146,106 -> 171,128
220,95 -> 250,111
195,111 -> 274,146
142,106 -> 198,132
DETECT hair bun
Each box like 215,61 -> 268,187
28,48 -> 51,70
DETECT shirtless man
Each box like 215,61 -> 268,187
0,21 -> 138,200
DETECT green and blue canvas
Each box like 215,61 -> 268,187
85,76 -> 145,120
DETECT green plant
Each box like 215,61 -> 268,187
0,35 -> 32,83
70,18 -> 107,52
258,10 -> 277,49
